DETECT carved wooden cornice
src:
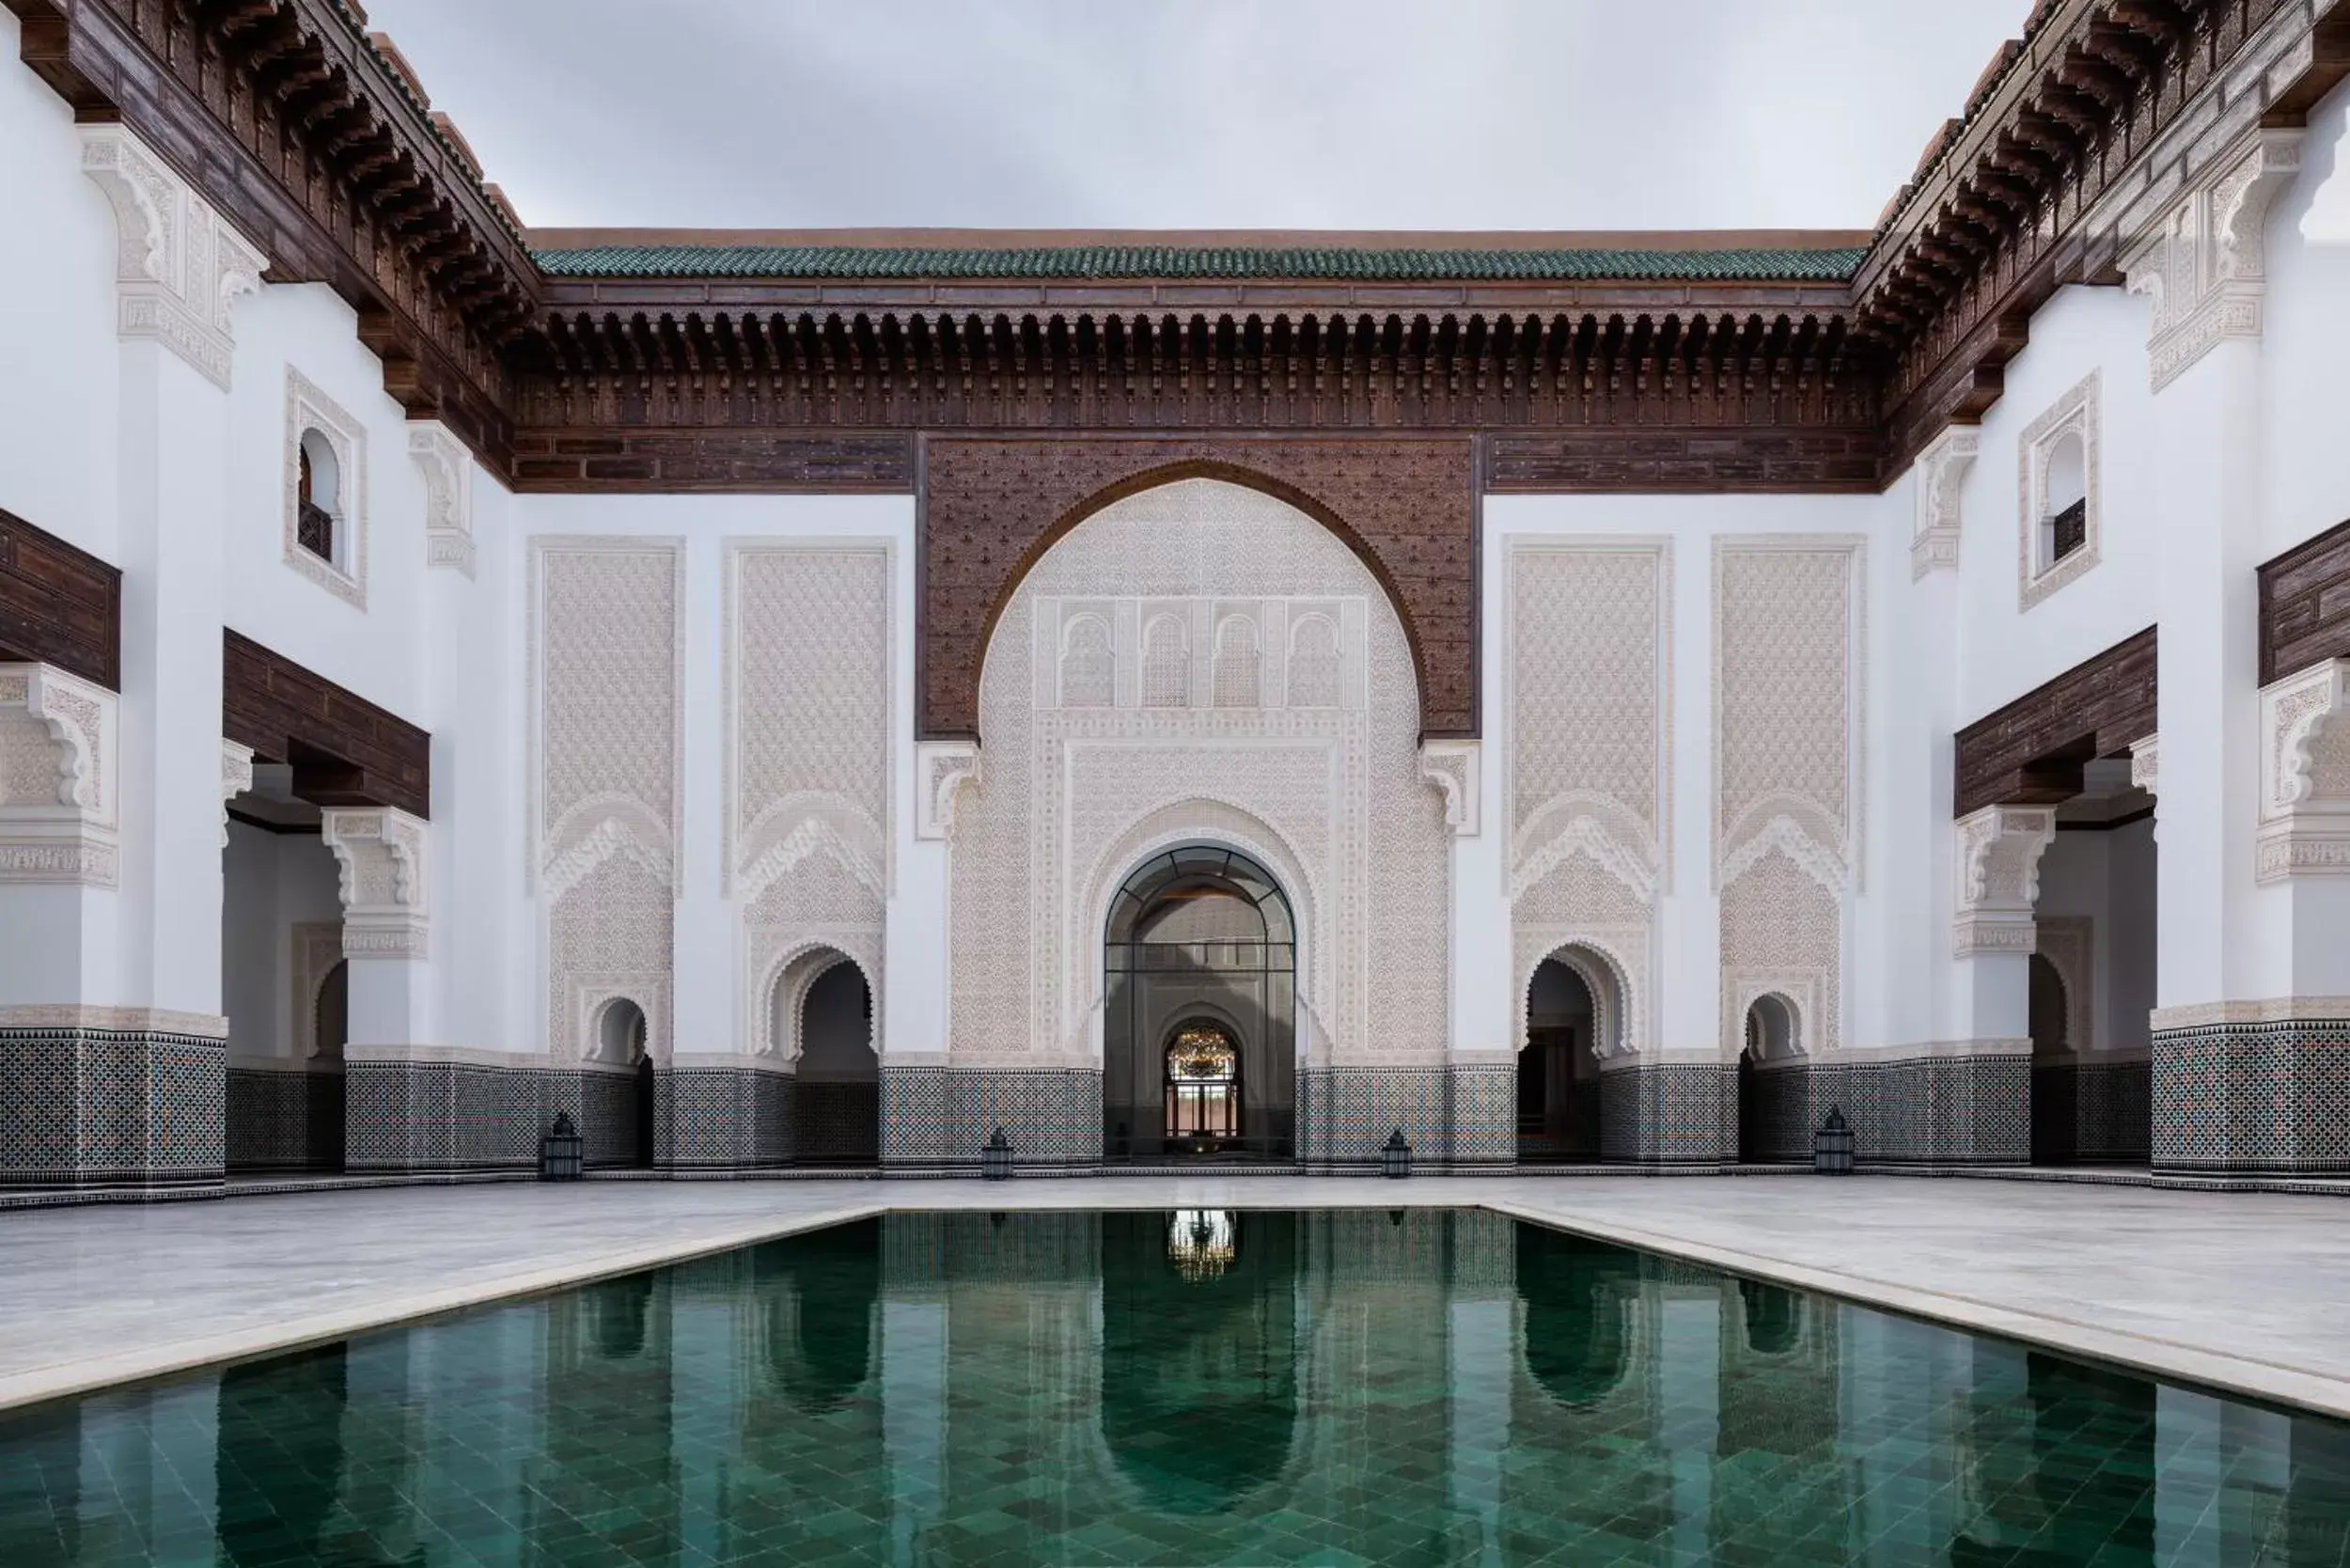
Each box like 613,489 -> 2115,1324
6,0 -> 539,467
1857,0 -> 2350,478
510,306 -> 1875,455
11,0 -> 2350,494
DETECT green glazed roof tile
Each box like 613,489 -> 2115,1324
530,243 -> 1867,284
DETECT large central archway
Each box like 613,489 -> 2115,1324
1103,845 -> 1297,1160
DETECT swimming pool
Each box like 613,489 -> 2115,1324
3,1209 -> 2344,1565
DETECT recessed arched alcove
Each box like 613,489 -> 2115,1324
1103,845 -> 1296,1160
948,475 -> 1454,1166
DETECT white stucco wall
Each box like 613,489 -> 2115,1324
0,11 -> 119,558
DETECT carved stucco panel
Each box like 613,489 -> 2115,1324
948,478 -> 1448,1070
529,539 -> 683,1059
1714,537 -> 1865,1058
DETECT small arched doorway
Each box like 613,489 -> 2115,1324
1164,1020 -> 1244,1151
1104,846 -> 1296,1160
2028,952 -> 2076,1166
594,998 -> 652,1169
775,953 -> 879,1167
1738,994 -> 1798,1165
1520,955 -> 1610,1162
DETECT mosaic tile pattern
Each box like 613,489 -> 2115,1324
2032,1060 -> 2152,1166
0,1027 -> 225,1187
792,1081 -> 880,1165
1447,1063 -> 1517,1167
8,1209 -> 2348,1567
224,1066 -> 346,1172
666,1067 -> 794,1168
2154,1021 -> 2350,1172
1817,1054 -> 2029,1167
880,1066 -> 1102,1168
1601,1062 -> 1730,1165
346,1060 -> 548,1173
1297,1065 -> 1451,1166
1739,1061 -> 1817,1164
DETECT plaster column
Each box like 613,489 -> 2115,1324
2123,128 -> 2322,1169
321,808 -> 432,1056
3,125 -> 267,1186
666,533 -> 731,1165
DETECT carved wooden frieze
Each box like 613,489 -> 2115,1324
1952,627 -> 2156,819
509,430 -> 915,493
0,508 -> 120,691
919,436 -> 1478,740
2259,517 -> 2350,687
223,631 -> 431,819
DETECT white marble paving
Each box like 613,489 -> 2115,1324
1,1175 -> 2345,1419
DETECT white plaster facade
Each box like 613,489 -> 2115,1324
7,1 -> 2350,1169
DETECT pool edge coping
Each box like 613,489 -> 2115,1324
2,1184 -> 2345,1424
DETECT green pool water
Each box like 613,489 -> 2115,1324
3,1209 -> 2346,1567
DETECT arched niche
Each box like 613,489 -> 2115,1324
1103,843 -> 1297,1159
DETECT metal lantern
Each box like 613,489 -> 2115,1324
1813,1106 -> 1855,1175
540,1111 -> 583,1181
1381,1128 -> 1413,1180
981,1126 -> 1015,1182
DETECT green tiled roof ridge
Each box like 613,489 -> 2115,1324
531,243 -> 1867,284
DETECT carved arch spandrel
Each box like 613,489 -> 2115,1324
922,440 -> 1475,740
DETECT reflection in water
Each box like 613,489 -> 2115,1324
1104,1210 -> 1297,1514
2,1210 -> 2347,1566
1167,1207 -> 1238,1281
1514,1222 -> 1635,1410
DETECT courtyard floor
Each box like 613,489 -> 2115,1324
1,1174 -> 2343,1419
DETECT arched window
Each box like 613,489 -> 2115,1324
1059,614 -> 1115,707
296,428 -> 341,565
1141,614 -> 1189,708
1287,614 -> 1340,708
2043,430 -> 2087,568
1165,1022 -> 1241,1144
1212,615 -> 1261,708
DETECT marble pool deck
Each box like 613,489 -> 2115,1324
1,1174 -> 2345,1420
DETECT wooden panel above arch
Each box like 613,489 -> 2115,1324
0,508 -> 120,691
224,631 -> 431,820
919,435 -> 1479,740
1953,628 -> 2156,820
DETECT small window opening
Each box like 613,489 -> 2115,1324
2042,431 -> 2087,569
297,429 -> 341,565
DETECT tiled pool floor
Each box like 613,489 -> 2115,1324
2,1176 -> 2348,1422
4,1209 -> 2348,1567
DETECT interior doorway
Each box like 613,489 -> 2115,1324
1519,955 -> 1608,1162
1103,846 -> 1296,1160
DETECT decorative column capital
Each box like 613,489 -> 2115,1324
78,125 -> 269,390
321,807 -> 431,956
915,740 -> 981,841
1951,805 -> 2056,956
1418,739 -> 1481,837
219,739 -> 255,850
0,663 -> 119,886
1911,425 -> 1980,580
408,422 -> 476,576
2120,126 -> 2303,390
2258,659 -> 2350,882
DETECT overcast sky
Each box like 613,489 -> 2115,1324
364,0 -> 2034,235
